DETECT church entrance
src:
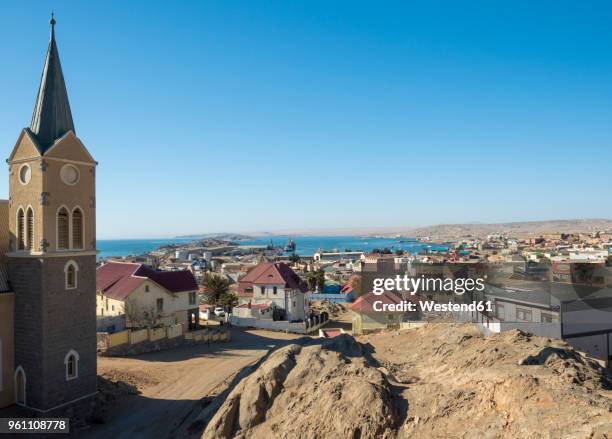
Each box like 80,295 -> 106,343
14,367 -> 26,406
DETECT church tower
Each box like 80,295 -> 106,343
7,15 -> 97,414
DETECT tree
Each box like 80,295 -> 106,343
395,249 -> 405,256
306,269 -> 325,292
218,292 -> 238,310
289,253 -> 300,263
124,302 -> 160,329
202,273 -> 230,305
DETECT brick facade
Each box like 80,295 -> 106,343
10,255 -> 97,411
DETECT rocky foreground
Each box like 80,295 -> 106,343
201,324 -> 612,439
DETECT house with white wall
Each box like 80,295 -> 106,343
235,262 -> 309,321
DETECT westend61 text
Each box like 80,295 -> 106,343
372,275 -> 485,296
372,300 -> 493,313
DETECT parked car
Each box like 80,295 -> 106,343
214,307 -> 225,317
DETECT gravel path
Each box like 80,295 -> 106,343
82,328 -> 303,439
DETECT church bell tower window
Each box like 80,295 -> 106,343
72,208 -> 83,249
57,207 -> 69,250
26,208 -> 34,250
17,208 -> 25,250
65,261 -> 78,290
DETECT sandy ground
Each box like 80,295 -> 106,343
200,321 -> 612,438
361,323 -> 612,438
81,328 -> 303,439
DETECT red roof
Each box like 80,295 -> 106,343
97,262 -> 198,301
350,291 -> 404,313
237,262 -> 307,297
340,275 -> 360,294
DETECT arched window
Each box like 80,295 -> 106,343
17,208 -> 25,250
26,208 -> 34,251
64,350 -> 79,381
0,337 -> 3,392
57,207 -> 69,250
14,366 -> 26,406
72,208 -> 83,249
65,260 -> 78,290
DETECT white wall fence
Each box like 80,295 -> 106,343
230,315 -> 328,334
452,309 -> 562,339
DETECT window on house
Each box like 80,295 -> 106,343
516,308 -> 532,321
57,207 -> 69,249
145,285 -> 150,292
105,298 -> 109,311
111,305 -> 115,312
72,208 -> 83,249
26,208 -> 34,250
156,298 -> 164,313
261,287 -> 266,295
64,350 -> 79,381
17,208 -> 25,250
273,286 -> 277,295
65,261 -> 78,289
541,313 -> 555,323
189,292 -> 196,305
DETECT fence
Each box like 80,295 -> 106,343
230,314 -> 328,334
97,324 -> 232,356
185,328 -> 231,343
96,315 -> 126,333
97,324 -> 187,353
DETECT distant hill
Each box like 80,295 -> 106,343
242,219 -> 612,240
176,219 -> 612,241
381,219 -> 612,240
174,233 -> 254,241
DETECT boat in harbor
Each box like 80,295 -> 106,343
284,238 -> 296,252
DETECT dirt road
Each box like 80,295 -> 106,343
82,328 -> 304,439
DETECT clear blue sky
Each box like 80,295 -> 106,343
1,1 -> 611,238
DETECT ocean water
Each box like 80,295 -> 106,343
97,235 -> 449,260
97,238 -> 193,259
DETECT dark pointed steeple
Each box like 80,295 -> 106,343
30,13 -> 75,150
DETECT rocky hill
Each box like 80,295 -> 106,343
400,218 -> 612,240
200,324 -> 612,439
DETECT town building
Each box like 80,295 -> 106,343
455,273 -> 612,365
235,262 -> 309,321
1,16 -> 98,414
96,262 -> 200,331
350,291 -> 404,335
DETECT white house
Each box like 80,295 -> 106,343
235,262 -> 309,321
